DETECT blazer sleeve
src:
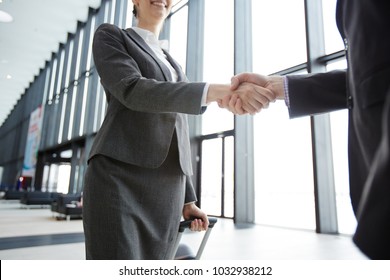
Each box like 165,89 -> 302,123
287,70 -> 348,118
185,175 -> 197,203
92,24 -> 206,115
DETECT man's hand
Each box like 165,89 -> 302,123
218,73 -> 285,115
207,83 -> 274,115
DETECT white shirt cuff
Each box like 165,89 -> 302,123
283,76 -> 290,108
201,83 -> 210,106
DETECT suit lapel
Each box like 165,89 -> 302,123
125,28 -> 172,81
163,49 -> 188,82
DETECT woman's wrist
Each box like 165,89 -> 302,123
206,84 -> 230,104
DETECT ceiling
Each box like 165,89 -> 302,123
0,0 -> 102,127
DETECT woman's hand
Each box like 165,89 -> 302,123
182,202 -> 209,231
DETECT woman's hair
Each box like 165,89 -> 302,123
132,5 -> 137,18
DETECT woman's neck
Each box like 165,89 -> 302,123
137,21 -> 162,37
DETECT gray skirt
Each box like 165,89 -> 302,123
83,140 -> 186,260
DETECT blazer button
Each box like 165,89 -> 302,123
347,95 -> 353,109
344,38 -> 349,51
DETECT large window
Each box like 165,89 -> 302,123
169,5 -> 189,72
323,0 -> 356,234
252,0 -> 315,230
253,102 -> 315,230
323,0 -> 344,54
199,0 -> 235,217
326,49 -> 355,234
329,108 -> 356,234
252,0 -> 307,75
201,135 -> 234,218
201,0 -> 234,135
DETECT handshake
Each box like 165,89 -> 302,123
206,73 -> 285,115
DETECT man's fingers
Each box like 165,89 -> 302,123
231,73 -> 252,90
230,76 -> 240,90
235,83 -> 271,114
228,95 -> 247,115
251,90 -> 270,109
234,98 -> 246,115
242,102 -> 263,115
253,86 -> 276,102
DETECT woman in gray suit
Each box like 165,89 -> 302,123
83,0 -> 273,259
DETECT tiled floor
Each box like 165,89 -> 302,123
0,199 -> 367,260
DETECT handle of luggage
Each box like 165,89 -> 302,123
170,217 -> 218,260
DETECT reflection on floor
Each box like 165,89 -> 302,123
0,232 -> 85,250
0,199 -> 367,260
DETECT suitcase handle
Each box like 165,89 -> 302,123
171,217 -> 218,260
179,217 -> 218,232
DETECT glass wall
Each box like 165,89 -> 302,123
200,135 -> 234,218
0,0 -> 357,235
329,108 -> 356,234
322,0 -> 344,54
322,0 -> 356,234
252,0 -> 307,75
41,163 -> 70,193
253,103 -> 315,230
252,0 -> 315,230
169,5 -> 189,73
201,138 -> 223,215
199,0 -> 235,217
325,44 -> 355,234
201,0 -> 234,135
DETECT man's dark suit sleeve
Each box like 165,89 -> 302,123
287,70 -> 348,118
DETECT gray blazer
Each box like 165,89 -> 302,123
90,23 -> 206,203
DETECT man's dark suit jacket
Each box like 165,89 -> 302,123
286,0 -> 390,259
90,23 -> 206,203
